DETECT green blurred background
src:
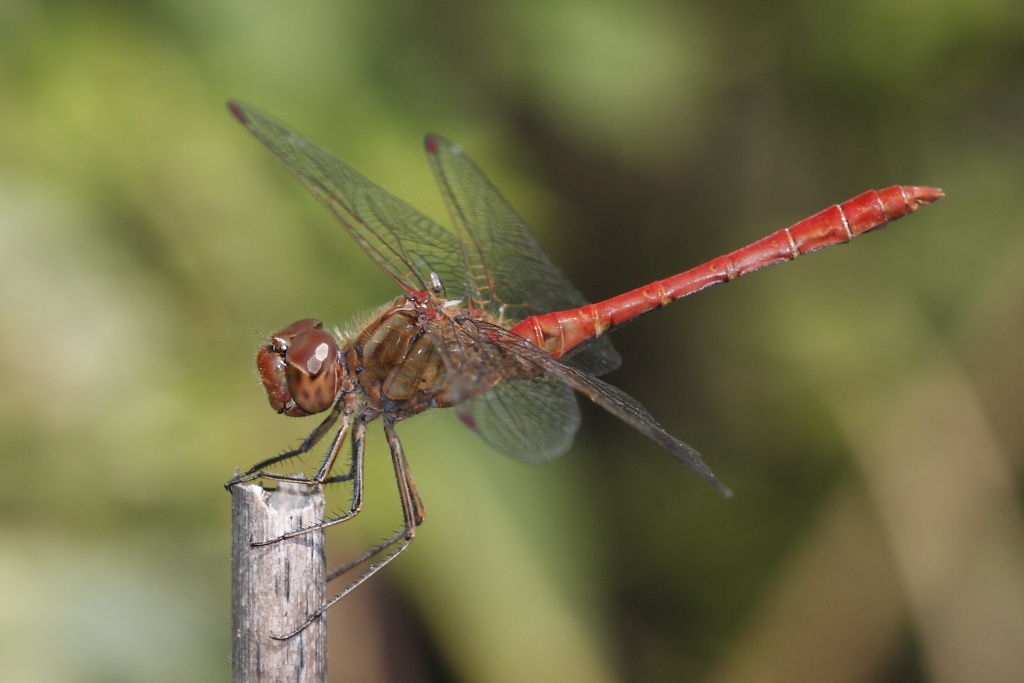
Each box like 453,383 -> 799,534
2,0 -> 1022,681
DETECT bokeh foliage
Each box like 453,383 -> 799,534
2,1 -> 1022,681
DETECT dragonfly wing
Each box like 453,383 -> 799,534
420,314 -> 581,462
229,102 -> 465,298
561,365 -> 731,496
468,321 -> 732,496
424,134 -> 621,376
457,378 -> 580,464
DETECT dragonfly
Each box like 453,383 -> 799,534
225,101 -> 942,638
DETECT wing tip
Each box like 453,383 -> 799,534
424,133 -> 461,157
686,452 -> 732,497
424,134 -> 440,155
226,101 -> 248,125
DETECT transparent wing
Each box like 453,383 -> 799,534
229,102 -> 465,297
420,313 -> 582,463
456,378 -> 580,464
231,104 -> 620,374
425,134 -> 621,376
462,321 -> 731,496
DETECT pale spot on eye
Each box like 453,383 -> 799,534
306,342 -> 330,374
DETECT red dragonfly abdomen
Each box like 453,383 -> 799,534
512,185 -> 943,359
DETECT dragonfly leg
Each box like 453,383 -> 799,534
224,392 -> 357,490
271,417 -> 424,640
250,418 -> 367,546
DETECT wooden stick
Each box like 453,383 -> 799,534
232,481 -> 327,683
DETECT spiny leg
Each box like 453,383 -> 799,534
225,392 -> 356,490
271,417 -> 424,640
251,418 -> 368,546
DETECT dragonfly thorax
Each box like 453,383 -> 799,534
354,299 -> 469,417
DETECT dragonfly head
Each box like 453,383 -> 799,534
257,319 -> 342,416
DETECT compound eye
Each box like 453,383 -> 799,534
256,319 -> 340,416
282,325 -> 341,414
270,319 -> 324,352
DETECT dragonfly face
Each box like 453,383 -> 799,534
257,318 -> 343,416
